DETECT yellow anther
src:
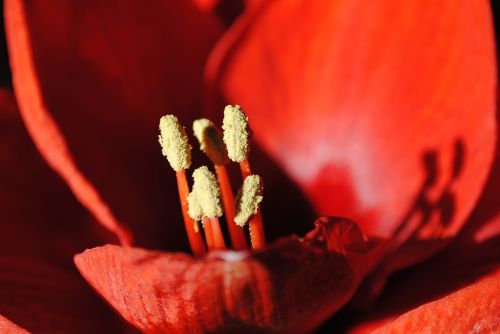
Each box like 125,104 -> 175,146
158,115 -> 191,171
222,105 -> 249,163
193,118 -> 229,165
187,192 -> 203,232
187,166 -> 223,221
235,175 -> 263,226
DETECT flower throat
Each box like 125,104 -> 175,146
158,105 -> 265,256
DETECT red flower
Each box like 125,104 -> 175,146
1,0 -> 498,333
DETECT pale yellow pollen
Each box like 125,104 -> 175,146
187,166 -> 223,221
234,175 -> 263,227
193,118 -> 229,165
222,105 -> 249,163
158,115 -> 192,171
187,193 -> 202,232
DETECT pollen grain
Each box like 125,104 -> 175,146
159,115 -> 192,171
222,105 -> 249,163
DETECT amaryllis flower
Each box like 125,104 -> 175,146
0,0 -> 498,333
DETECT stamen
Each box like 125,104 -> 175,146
202,217 -> 215,250
222,105 -> 249,163
186,191 -> 202,232
208,217 -> 226,250
235,175 -> 265,249
235,175 -> 263,226
222,105 -> 254,178
158,115 -> 205,256
239,158 -> 252,179
193,118 -> 248,250
175,171 -> 207,256
159,115 -> 192,172
188,166 -> 226,250
159,107 -> 266,253
189,166 -> 223,219
222,105 -> 265,249
193,118 -> 229,165
215,165 -> 249,250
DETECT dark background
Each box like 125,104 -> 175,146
0,0 -> 9,87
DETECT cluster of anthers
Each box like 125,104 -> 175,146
158,105 -> 265,256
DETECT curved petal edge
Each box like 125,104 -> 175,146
75,216 -> 386,334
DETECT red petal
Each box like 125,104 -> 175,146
0,89 -> 134,333
340,88 -> 499,334
193,0 -> 246,26
193,0 -> 219,11
355,136 -> 500,302
0,89 -> 117,259
337,257 -> 500,333
450,128 -> 500,250
4,0 -> 223,248
324,214 -> 500,333
0,316 -> 30,334
207,0 -> 497,253
373,270 -> 500,333
0,256 -> 127,333
75,217 -> 385,333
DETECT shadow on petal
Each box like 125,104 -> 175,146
206,0 -> 496,268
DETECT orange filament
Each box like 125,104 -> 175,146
239,158 -> 252,179
209,217 -> 227,250
203,217 -> 215,250
238,158 -> 265,250
176,171 -> 207,256
202,217 -> 226,251
215,165 -> 248,250
164,109 -> 267,255
249,209 -> 265,250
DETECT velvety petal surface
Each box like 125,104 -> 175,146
0,89 -> 129,332
0,316 -> 30,334
321,156 -> 500,333
4,0 -> 223,249
373,270 -> 500,333
0,256 -> 128,334
75,217 -> 385,334
207,0 -> 497,257
333,233 -> 500,333
0,89 -> 116,260
349,108 -> 500,304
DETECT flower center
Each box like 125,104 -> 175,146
158,106 -> 266,256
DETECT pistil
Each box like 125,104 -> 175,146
193,119 -> 248,250
159,115 -> 206,256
